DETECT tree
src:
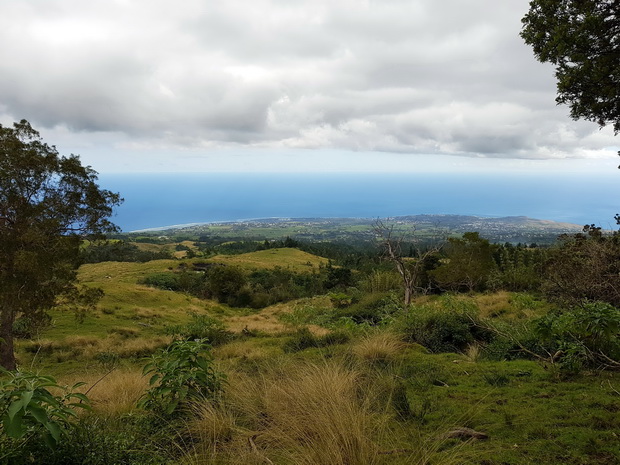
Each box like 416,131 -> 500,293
0,120 -> 121,370
430,232 -> 497,292
542,226 -> 620,306
374,219 -> 444,306
520,0 -> 620,133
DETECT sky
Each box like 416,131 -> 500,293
0,0 -> 618,175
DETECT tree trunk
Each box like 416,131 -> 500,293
0,309 -> 16,370
404,286 -> 412,306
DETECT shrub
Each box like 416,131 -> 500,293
398,304 -> 492,353
165,313 -> 233,346
138,339 -> 224,416
0,369 -> 89,459
335,292 -> 401,325
534,301 -> 620,371
142,272 -> 181,291
328,292 -> 354,308
283,328 -> 350,353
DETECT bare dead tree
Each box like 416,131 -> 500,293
373,219 -> 446,306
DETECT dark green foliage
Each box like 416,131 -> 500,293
204,266 -> 248,306
145,264 -> 331,309
282,327 -> 350,353
328,292 -> 353,308
521,0 -> 620,133
482,324 -> 543,362
430,232 -> 497,292
139,339 -> 224,416
12,314 -> 51,339
142,272 -> 182,291
323,261 -> 354,289
399,303 -> 492,353
0,120 -> 121,369
335,292 -> 401,325
542,229 -> 620,307
491,243 -> 545,291
81,241 -> 171,263
390,380 -> 413,420
0,369 -> 89,460
165,313 -> 233,346
534,301 -> 620,371
13,415 -> 169,465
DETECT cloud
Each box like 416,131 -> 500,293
0,0 -> 617,164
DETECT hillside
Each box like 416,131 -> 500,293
8,236 -> 620,465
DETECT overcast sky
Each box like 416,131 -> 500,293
1,0 -> 618,174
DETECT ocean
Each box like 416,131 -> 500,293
97,173 -> 620,232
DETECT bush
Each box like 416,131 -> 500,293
335,292 -> 401,325
138,339 -> 225,415
16,415 -> 167,465
142,272 -> 181,291
165,313 -> 234,346
0,369 -> 89,460
534,301 -> 620,371
398,304 -> 492,353
283,328 -> 350,353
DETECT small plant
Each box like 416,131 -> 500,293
138,339 -> 224,415
328,292 -> 353,308
95,351 -> 120,370
0,369 -> 89,453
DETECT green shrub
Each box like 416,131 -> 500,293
16,415 -> 167,465
142,272 -> 181,291
335,292 -> 401,325
0,369 -> 89,460
138,339 -> 224,416
328,292 -> 353,308
283,327 -> 318,353
165,313 -> 233,346
534,301 -> 620,371
398,304 -> 492,353
283,328 -> 351,353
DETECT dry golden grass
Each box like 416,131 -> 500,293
463,342 -> 482,363
210,248 -> 327,272
85,369 -> 148,415
214,340 -> 278,362
56,368 -> 147,416
352,331 -> 406,365
24,334 -> 170,360
181,360 -> 397,465
474,291 -> 512,319
223,300 -> 331,337
261,361 -> 383,465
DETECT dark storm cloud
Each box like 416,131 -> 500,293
0,0 -> 615,160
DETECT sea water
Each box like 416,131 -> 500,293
98,173 -> 620,232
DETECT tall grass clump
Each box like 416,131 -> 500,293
352,331 -> 406,366
182,360 -> 443,465
260,362 -> 384,465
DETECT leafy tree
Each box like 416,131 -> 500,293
542,226 -> 620,306
521,0 -> 620,132
0,120 -> 121,369
204,265 -> 248,305
430,232 -> 497,292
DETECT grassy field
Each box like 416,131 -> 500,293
8,248 -> 620,465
